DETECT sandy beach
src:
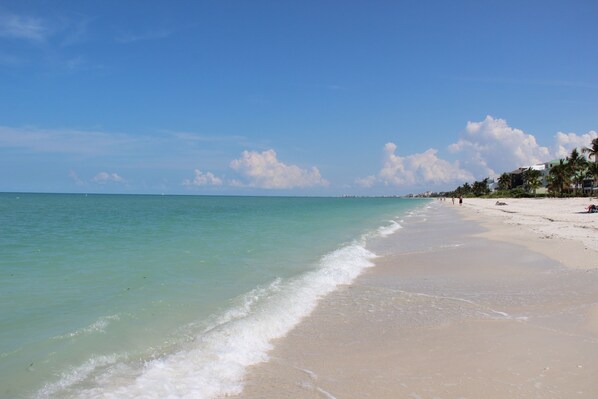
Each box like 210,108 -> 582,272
232,199 -> 598,399
460,197 -> 598,270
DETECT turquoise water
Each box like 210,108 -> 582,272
0,194 -> 429,398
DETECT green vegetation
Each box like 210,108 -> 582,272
443,143 -> 598,199
523,168 -> 542,196
546,159 -> 570,197
497,172 -> 512,191
583,137 -> 598,191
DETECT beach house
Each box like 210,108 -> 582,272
506,159 -> 595,195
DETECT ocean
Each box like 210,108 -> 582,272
0,193 -> 430,399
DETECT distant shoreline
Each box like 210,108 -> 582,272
0,191 -> 420,199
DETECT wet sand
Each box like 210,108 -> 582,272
231,203 -> 598,399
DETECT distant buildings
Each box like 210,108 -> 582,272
503,159 -> 595,195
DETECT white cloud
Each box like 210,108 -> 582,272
92,172 -> 125,184
68,170 -> 86,186
365,116 -> 597,190
0,13 -> 49,41
447,116 -> 598,177
377,143 -> 474,187
355,175 -> 377,188
448,115 -> 551,177
0,12 -> 91,45
553,130 -> 598,158
182,169 -> 223,187
230,149 -> 329,189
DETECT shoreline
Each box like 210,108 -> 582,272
232,200 -> 598,398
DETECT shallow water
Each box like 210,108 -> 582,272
233,203 -> 598,399
0,193 -> 429,398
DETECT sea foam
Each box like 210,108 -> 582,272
377,220 -> 403,237
52,315 -> 121,340
42,240 -> 378,399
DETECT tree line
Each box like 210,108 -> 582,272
448,138 -> 598,198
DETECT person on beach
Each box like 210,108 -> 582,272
452,197 -> 455,205
459,196 -> 463,206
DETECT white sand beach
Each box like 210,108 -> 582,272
459,197 -> 598,270
232,199 -> 598,399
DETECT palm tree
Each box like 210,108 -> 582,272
472,178 -> 490,196
582,137 -> 598,165
497,172 -> 512,191
583,138 -> 598,196
524,168 -> 542,196
587,162 -> 598,195
547,160 -> 570,197
567,148 -> 588,195
461,182 -> 472,196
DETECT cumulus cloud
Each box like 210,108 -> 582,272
230,149 -> 329,189
182,169 -> 223,187
361,116 -> 597,190
447,116 -> 597,178
378,143 -> 474,186
553,130 -> 598,158
355,175 -> 377,188
448,115 -> 552,178
92,172 -> 124,183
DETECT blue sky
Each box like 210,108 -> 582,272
1,0 -> 597,195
